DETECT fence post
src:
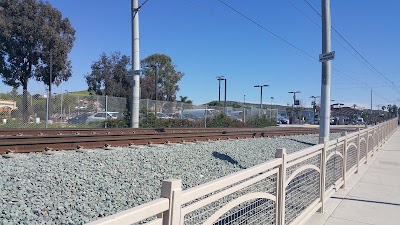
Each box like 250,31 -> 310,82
104,95 -> 108,128
365,129 -> 369,164
372,127 -> 376,156
275,148 -> 287,225
342,131 -> 347,189
161,179 -> 182,225
356,128 -> 361,174
319,142 -> 327,213
378,126 -> 382,148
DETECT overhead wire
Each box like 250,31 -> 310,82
133,0 -> 152,18
286,0 -> 393,102
215,0 -> 390,101
184,0 -> 393,103
287,0 -> 373,72
183,0 -> 316,62
216,0 -> 316,61
303,0 -> 400,96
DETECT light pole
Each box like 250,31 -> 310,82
224,78 -> 227,112
243,94 -> 246,123
48,40 -> 53,120
149,65 -> 159,113
217,76 -> 224,106
53,92 -> 58,121
310,96 -> 320,124
319,0 -> 333,144
270,97 -> 274,119
254,84 -> 269,117
288,91 -> 301,123
45,89 -> 49,128
131,0 -> 141,128
65,90 -> 70,119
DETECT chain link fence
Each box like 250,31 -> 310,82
0,91 -> 126,128
1,91 -> 280,129
140,99 -> 278,121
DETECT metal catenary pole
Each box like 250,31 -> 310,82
319,0 -> 333,144
155,66 -> 158,113
217,76 -> 224,108
243,95 -> 246,123
131,0 -> 140,128
224,78 -> 227,113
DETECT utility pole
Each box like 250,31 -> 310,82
319,0 -> 333,144
131,0 -> 140,128
310,96 -> 320,124
46,40 -> 53,128
243,95 -> 246,123
217,76 -> 224,107
154,66 -> 158,113
254,84 -> 269,117
370,89 -> 373,116
288,91 -> 301,124
270,97 -> 274,119
224,78 -> 227,112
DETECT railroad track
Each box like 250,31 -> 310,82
0,127 -> 358,154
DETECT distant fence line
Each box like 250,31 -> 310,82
86,118 -> 398,225
0,92 -> 280,128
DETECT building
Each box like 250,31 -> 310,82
0,100 -> 17,113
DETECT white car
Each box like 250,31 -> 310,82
156,112 -> 172,119
86,112 -> 122,123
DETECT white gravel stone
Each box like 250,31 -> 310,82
0,133 -> 340,224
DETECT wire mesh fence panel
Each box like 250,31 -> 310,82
346,144 -> 358,172
286,153 -> 321,179
368,135 -> 374,153
325,154 -> 343,190
182,172 -> 278,225
285,168 -> 320,224
326,142 -> 344,157
360,139 -> 367,160
212,198 -> 276,225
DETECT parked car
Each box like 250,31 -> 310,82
156,112 -> 172,119
86,112 -> 122,123
278,117 -> 289,124
182,109 -> 220,120
67,113 -> 92,124
228,111 -> 243,121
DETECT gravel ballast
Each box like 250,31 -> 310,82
0,133 -> 341,224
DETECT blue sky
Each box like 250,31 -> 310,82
1,0 -> 400,109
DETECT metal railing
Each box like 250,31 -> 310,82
87,118 -> 398,225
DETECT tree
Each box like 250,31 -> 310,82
140,54 -> 184,101
387,104 -> 398,118
85,52 -> 131,97
0,0 -> 75,121
178,96 -> 192,104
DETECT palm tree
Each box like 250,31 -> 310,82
178,96 -> 192,104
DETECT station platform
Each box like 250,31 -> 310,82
306,127 -> 400,225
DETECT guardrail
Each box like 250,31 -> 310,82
87,118 -> 398,225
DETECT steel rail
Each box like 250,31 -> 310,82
0,127 -> 359,154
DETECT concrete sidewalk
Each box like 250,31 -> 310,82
306,127 -> 400,225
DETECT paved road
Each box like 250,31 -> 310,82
306,127 -> 400,225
